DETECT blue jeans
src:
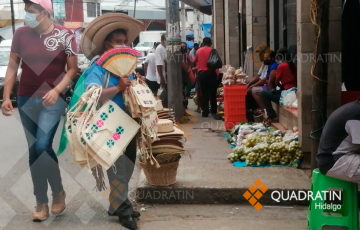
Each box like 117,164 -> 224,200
18,96 -> 66,203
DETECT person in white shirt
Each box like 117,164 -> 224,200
155,34 -> 167,87
144,43 -> 160,94
189,43 -> 199,60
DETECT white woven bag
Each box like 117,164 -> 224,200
82,97 -> 140,170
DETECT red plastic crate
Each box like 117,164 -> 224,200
224,100 -> 246,110
223,85 -> 247,96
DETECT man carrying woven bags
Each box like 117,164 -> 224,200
80,14 -> 144,230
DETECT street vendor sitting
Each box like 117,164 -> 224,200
317,98 -> 360,183
81,14 -> 143,230
248,51 -> 279,115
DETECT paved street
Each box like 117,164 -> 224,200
0,107 -> 314,230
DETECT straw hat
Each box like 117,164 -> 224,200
81,13 -> 144,60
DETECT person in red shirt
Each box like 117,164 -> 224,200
1,0 -> 78,221
193,37 -> 219,117
261,48 -> 297,124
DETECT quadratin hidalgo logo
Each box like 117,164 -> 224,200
243,179 -> 268,211
250,42 -> 272,68
177,110 -> 199,141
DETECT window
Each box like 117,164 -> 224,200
87,2 -> 100,17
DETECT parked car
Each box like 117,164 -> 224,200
0,40 -> 21,107
136,51 -> 147,76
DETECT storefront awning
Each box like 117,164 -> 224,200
180,0 -> 213,15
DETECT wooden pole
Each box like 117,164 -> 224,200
310,0 -> 330,170
10,0 -> 16,35
166,0 -> 184,120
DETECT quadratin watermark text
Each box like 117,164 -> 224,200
133,190 -> 194,200
271,190 -> 342,211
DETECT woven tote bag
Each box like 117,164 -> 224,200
82,99 -> 140,170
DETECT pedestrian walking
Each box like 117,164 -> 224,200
155,34 -> 167,106
180,42 -> 193,109
1,0 -> 78,221
193,37 -> 219,118
144,43 -> 160,95
81,14 -> 142,230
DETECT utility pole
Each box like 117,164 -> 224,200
133,0 -> 137,18
166,0 -> 183,120
181,2 -> 186,41
10,0 -> 16,34
310,0 -> 330,170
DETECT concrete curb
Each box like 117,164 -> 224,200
136,186 -> 309,206
136,169 -> 310,206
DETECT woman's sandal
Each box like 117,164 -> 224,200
195,108 -> 201,113
263,117 -> 279,126
254,109 -> 265,116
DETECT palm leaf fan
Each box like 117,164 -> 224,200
96,47 -> 141,77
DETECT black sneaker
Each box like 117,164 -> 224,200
119,216 -> 138,230
213,114 -> 222,120
108,211 -> 141,218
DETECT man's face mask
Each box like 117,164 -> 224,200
112,44 -> 126,48
25,11 -> 44,28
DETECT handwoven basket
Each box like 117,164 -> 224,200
140,161 -> 179,186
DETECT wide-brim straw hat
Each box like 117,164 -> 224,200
152,126 -> 184,138
81,13 -> 144,60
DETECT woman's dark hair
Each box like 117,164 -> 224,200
269,51 -> 276,59
23,0 -> 45,12
161,34 -> 166,42
203,37 -> 212,47
277,47 -> 297,76
105,29 -> 127,43
181,42 -> 188,48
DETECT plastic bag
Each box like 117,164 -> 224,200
280,88 -> 297,107
291,99 -> 298,109
157,86 -> 167,101
207,49 -> 223,70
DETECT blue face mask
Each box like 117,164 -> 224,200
25,11 -> 44,28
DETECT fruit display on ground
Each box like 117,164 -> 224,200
226,122 -> 303,167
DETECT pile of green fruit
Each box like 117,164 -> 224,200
227,133 -> 303,167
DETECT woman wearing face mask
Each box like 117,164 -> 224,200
0,0 -> 78,222
261,48 -> 297,125
180,42 -> 193,109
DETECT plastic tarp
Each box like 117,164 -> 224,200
185,41 -> 194,49
202,23 -> 212,37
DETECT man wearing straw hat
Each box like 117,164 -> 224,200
81,14 -> 143,230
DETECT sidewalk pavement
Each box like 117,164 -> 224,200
137,101 -> 312,205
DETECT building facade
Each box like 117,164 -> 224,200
213,0 -> 343,154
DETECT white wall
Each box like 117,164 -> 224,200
83,0 -> 100,23
186,11 -> 194,27
0,4 -> 25,20
192,9 -> 212,43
